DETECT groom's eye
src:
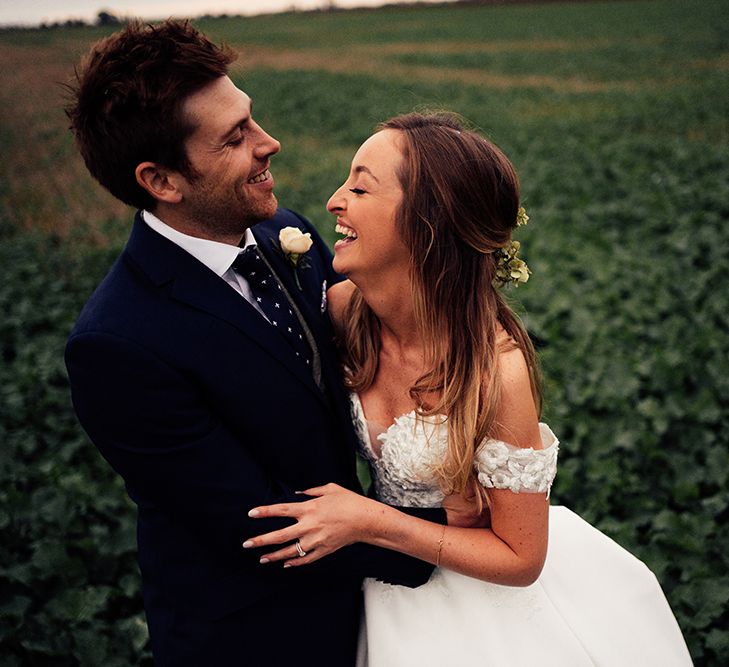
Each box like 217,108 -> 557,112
225,129 -> 245,148
349,188 -> 366,195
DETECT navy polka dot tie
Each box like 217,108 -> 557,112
232,246 -> 313,368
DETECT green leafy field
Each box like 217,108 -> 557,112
1,1 -> 728,663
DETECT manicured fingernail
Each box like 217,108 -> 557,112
248,509 -> 260,517
294,491 -> 304,494
283,563 -> 292,568
259,557 -> 270,564
242,540 -> 254,549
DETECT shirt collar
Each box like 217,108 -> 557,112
142,209 -> 256,277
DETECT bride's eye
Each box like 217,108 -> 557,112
349,188 -> 366,195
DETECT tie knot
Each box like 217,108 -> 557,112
232,245 -> 266,280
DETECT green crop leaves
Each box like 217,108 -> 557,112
0,233 -> 152,665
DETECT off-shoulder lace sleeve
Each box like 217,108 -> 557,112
474,423 -> 559,496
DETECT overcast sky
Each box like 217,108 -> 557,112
0,0 -> 455,26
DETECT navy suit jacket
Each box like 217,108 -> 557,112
66,209 -> 443,665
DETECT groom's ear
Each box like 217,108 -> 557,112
135,162 -> 184,204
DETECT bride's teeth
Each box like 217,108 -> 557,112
247,170 -> 270,184
335,224 -> 357,239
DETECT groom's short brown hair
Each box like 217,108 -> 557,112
66,19 -> 235,210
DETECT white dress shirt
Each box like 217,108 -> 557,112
141,210 -> 268,319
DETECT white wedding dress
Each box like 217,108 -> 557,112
351,394 -> 692,667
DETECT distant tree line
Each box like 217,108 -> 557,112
0,9 -> 244,32
0,10 -> 125,31
0,1 -> 585,33
39,11 -> 124,30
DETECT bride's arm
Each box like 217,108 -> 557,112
245,347 -> 550,587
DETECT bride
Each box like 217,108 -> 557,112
244,112 -> 692,665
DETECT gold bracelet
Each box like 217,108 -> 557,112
435,525 -> 446,567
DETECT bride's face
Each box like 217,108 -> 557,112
327,129 -> 407,280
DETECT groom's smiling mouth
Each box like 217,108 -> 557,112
247,168 -> 272,184
335,221 -> 358,247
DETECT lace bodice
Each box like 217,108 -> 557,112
350,393 -> 558,507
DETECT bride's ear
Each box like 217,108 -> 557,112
135,162 -> 184,204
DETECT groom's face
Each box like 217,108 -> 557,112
176,76 -> 281,237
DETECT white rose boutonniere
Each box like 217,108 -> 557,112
280,227 -> 313,257
278,226 -> 313,289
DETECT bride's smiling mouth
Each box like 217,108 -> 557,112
334,221 -> 358,248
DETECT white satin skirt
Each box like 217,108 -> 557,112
357,506 -> 692,666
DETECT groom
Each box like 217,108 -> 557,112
65,19 -> 451,666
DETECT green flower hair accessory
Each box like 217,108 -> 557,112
493,207 -> 531,288
516,206 -> 529,227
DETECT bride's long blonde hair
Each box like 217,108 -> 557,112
340,112 -> 542,495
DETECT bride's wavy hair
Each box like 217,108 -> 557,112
341,111 -> 542,496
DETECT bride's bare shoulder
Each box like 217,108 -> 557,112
327,280 -> 357,333
493,324 -> 541,449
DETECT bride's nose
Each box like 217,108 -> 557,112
326,186 -> 346,214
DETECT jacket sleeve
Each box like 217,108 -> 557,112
66,331 -> 302,561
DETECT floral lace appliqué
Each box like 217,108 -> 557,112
350,394 -> 559,504
474,423 -> 559,497
350,394 -> 446,508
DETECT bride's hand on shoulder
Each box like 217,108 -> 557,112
243,483 -> 379,567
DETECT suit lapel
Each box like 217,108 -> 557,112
125,214 -> 326,404
253,223 -> 362,467
253,227 -> 330,347
253,224 -> 362,470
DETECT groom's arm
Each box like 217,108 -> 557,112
65,331 -> 307,561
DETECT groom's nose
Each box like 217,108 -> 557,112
252,122 -> 281,159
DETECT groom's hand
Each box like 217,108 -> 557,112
443,479 -> 491,528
